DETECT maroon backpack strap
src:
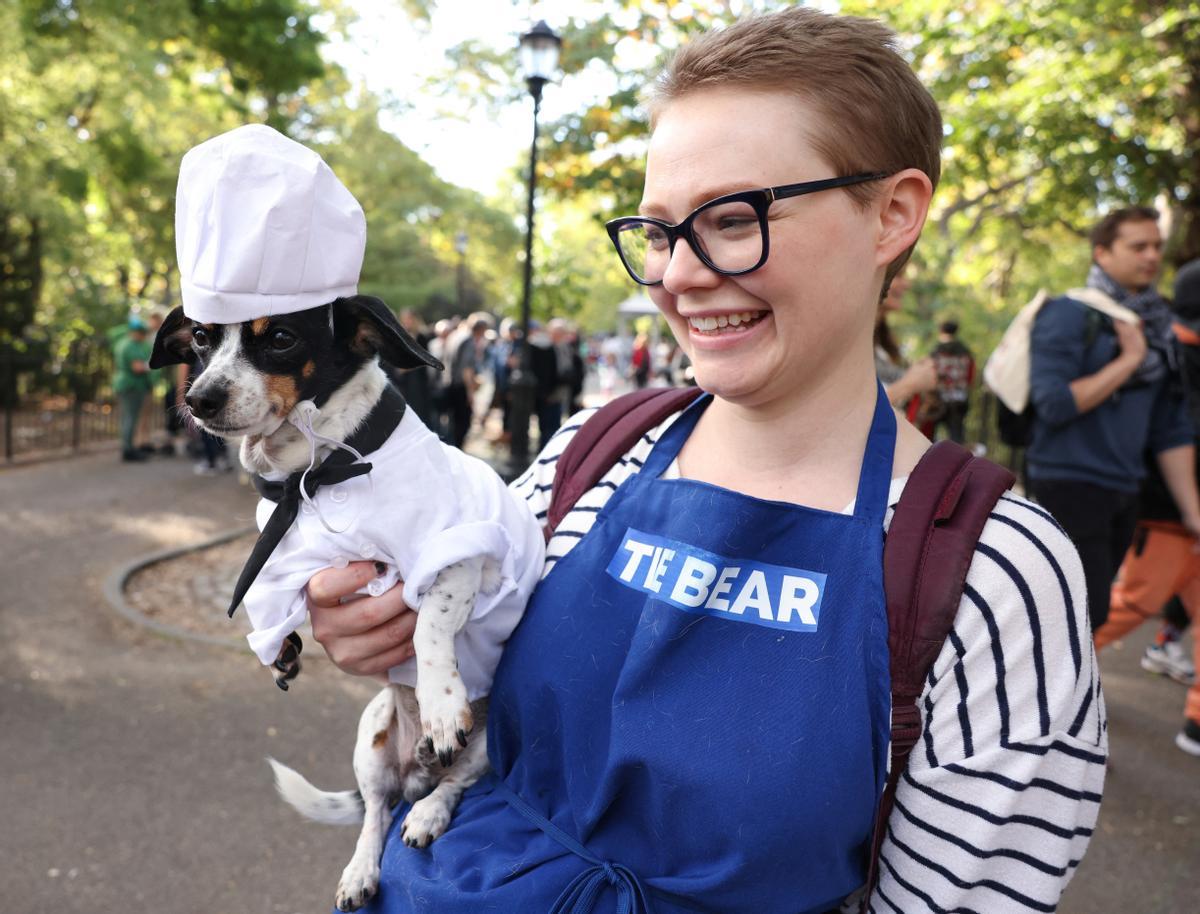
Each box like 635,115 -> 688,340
859,441 -> 1015,911
545,386 -> 705,539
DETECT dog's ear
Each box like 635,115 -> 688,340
336,295 -> 443,371
148,306 -> 196,369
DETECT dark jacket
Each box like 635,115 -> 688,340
1027,296 -> 1192,493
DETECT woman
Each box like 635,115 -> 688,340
306,9 -> 1103,912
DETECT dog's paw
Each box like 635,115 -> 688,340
401,794 -> 452,849
335,859 -> 380,912
271,633 -> 303,691
416,676 -> 473,766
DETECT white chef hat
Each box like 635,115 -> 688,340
175,124 -> 366,323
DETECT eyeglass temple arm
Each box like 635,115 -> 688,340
768,172 -> 889,202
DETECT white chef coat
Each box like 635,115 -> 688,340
243,407 -> 545,699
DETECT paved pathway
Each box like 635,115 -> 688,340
0,439 -> 1195,913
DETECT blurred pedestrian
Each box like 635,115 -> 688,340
930,318 -> 975,443
445,314 -> 491,448
113,315 -> 153,462
629,330 -> 652,388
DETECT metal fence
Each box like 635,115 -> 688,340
0,339 -> 162,464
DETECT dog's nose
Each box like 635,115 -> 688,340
185,386 -> 229,421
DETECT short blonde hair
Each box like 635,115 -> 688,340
650,7 -> 942,285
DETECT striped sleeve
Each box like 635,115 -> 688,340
865,491 -> 1106,914
507,407 -> 598,527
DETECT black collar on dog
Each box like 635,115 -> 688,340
227,384 -> 407,620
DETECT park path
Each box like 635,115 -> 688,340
1,451 -> 374,913
0,440 -> 1196,913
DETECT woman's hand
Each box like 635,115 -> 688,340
307,562 -> 417,679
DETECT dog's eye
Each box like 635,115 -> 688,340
269,328 -> 297,352
192,328 -> 210,349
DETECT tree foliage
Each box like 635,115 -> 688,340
437,0 -> 1200,358
0,0 -> 520,382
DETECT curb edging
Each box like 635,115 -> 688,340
102,525 -> 258,651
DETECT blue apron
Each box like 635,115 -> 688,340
361,389 -> 895,914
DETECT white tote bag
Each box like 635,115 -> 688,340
983,287 -> 1141,414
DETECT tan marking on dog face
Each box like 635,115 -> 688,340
251,318 -> 270,335
302,359 -> 315,379
372,729 -> 388,749
265,374 -> 300,417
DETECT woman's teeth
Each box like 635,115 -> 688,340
687,311 -> 764,333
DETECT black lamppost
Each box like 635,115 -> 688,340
507,19 -> 561,470
454,230 -> 468,312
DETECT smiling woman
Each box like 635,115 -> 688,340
307,8 -> 1105,914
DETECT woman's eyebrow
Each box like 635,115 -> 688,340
638,181 -> 766,219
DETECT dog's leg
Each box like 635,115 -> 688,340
335,685 -> 408,913
401,698 -> 491,848
412,557 -> 483,766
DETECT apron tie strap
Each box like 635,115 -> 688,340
490,776 -> 654,914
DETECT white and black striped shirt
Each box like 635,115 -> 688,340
511,407 -> 1106,914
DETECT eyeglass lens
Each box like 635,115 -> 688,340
617,199 -> 763,283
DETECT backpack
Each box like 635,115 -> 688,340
545,387 -> 1015,910
983,287 -> 1140,443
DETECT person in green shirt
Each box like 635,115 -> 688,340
113,316 -> 153,461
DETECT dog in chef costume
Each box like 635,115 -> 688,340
158,125 -> 545,772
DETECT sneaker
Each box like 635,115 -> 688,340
1176,719 -> 1200,757
193,462 -> 218,477
121,449 -> 148,462
1141,641 -> 1196,686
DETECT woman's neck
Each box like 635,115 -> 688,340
677,360 -> 885,512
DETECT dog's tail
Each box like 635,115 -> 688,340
267,757 -> 364,826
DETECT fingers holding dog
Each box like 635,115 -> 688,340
308,562 -> 418,677
308,562 -> 380,608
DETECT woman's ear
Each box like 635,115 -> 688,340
874,168 -> 934,270
335,295 -> 444,371
148,306 -> 196,369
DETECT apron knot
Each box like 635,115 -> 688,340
489,775 -> 655,914
550,860 -> 650,914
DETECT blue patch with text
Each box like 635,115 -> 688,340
605,527 -> 827,632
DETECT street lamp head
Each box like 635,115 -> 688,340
518,20 -> 561,95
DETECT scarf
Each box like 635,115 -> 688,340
1086,263 -> 1177,388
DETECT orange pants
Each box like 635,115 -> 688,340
1096,522 -> 1200,724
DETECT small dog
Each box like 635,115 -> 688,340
150,295 -> 542,911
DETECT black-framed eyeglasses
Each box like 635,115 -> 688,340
605,173 -> 889,286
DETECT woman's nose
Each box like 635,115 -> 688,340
661,237 -> 721,294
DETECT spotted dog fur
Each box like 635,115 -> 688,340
149,295 -> 500,911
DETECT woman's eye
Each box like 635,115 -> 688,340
718,217 -> 756,232
645,226 -> 670,250
192,329 -> 209,348
269,329 -> 297,351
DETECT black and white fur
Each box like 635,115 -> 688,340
150,296 -> 498,911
